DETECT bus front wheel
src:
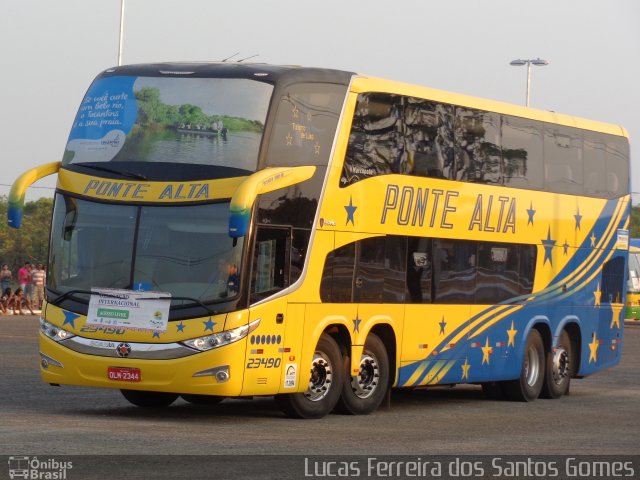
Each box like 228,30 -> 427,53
504,329 -> 545,402
335,333 -> 389,415
120,389 -> 179,408
540,330 -> 572,399
275,333 -> 344,419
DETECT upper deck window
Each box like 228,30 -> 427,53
63,76 -> 273,172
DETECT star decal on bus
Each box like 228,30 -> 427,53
574,207 -> 582,230
352,318 -> 361,333
610,304 -> 623,329
176,322 -> 185,333
593,283 -> 602,307
590,232 -> 597,247
344,196 -> 357,226
481,338 -> 493,365
541,226 -> 556,266
506,321 -> 518,348
439,317 -> 447,335
203,318 -> 216,332
588,332 -> 599,363
62,311 -> 80,329
526,202 -> 536,225
152,331 -> 161,339
461,358 -> 471,380
563,240 -> 569,255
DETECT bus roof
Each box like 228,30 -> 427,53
99,63 -> 627,138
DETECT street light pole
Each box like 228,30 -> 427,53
118,0 -> 126,66
510,58 -> 549,107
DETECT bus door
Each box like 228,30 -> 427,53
243,225 -> 291,395
401,237 -> 472,387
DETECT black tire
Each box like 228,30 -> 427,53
275,333 -> 344,419
540,330 -> 572,399
181,394 -> 226,405
334,333 -> 390,415
503,329 -> 545,402
120,389 -> 179,408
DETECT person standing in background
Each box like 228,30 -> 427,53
0,265 -> 12,292
32,264 -> 46,310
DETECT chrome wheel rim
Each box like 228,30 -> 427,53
350,352 -> 380,399
551,347 -> 570,385
304,351 -> 333,402
524,345 -> 541,387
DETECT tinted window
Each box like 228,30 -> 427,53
342,93 -> 404,185
405,99 -> 454,179
476,243 -> 521,303
251,227 -> 290,302
355,237 -> 385,303
266,83 -> 347,167
433,239 -> 477,303
406,237 -> 433,303
601,256 -> 625,304
321,242 -> 356,303
501,116 -> 544,189
385,236 -> 407,302
544,124 -> 583,194
583,132 -> 607,196
605,136 -> 630,197
453,108 -> 502,183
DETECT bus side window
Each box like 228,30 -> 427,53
601,257 -> 626,304
406,237 -> 432,303
250,226 -> 291,302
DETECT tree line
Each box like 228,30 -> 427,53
0,197 -> 52,275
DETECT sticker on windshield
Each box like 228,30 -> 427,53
86,288 -> 171,334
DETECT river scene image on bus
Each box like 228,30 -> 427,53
63,75 -> 270,171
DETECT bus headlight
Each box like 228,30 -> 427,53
40,318 -> 76,342
181,318 -> 260,352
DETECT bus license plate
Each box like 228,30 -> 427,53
107,367 -> 141,382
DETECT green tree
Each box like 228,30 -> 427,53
0,196 -> 53,279
632,204 -> 640,238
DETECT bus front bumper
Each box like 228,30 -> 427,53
39,333 -> 247,396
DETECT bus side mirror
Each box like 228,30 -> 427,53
8,161 -> 61,229
228,166 -> 316,238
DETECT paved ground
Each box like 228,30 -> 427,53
0,316 -> 638,478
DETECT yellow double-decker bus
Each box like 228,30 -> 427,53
9,63 -> 630,418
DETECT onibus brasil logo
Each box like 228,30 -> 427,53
7,456 -> 72,479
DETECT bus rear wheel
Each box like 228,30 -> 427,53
120,389 -> 179,408
335,333 -> 389,415
275,333 -> 344,419
504,329 -> 545,402
540,330 -> 572,399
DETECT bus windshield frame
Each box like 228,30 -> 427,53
47,193 -> 245,316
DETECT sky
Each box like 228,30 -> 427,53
1,0 -> 638,202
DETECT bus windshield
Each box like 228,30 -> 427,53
63,75 -> 273,171
48,194 -> 244,308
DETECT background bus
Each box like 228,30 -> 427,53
9,63 -> 630,418
626,238 -> 640,321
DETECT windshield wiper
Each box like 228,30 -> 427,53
76,164 -> 148,180
161,296 -> 218,315
51,290 -> 217,315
